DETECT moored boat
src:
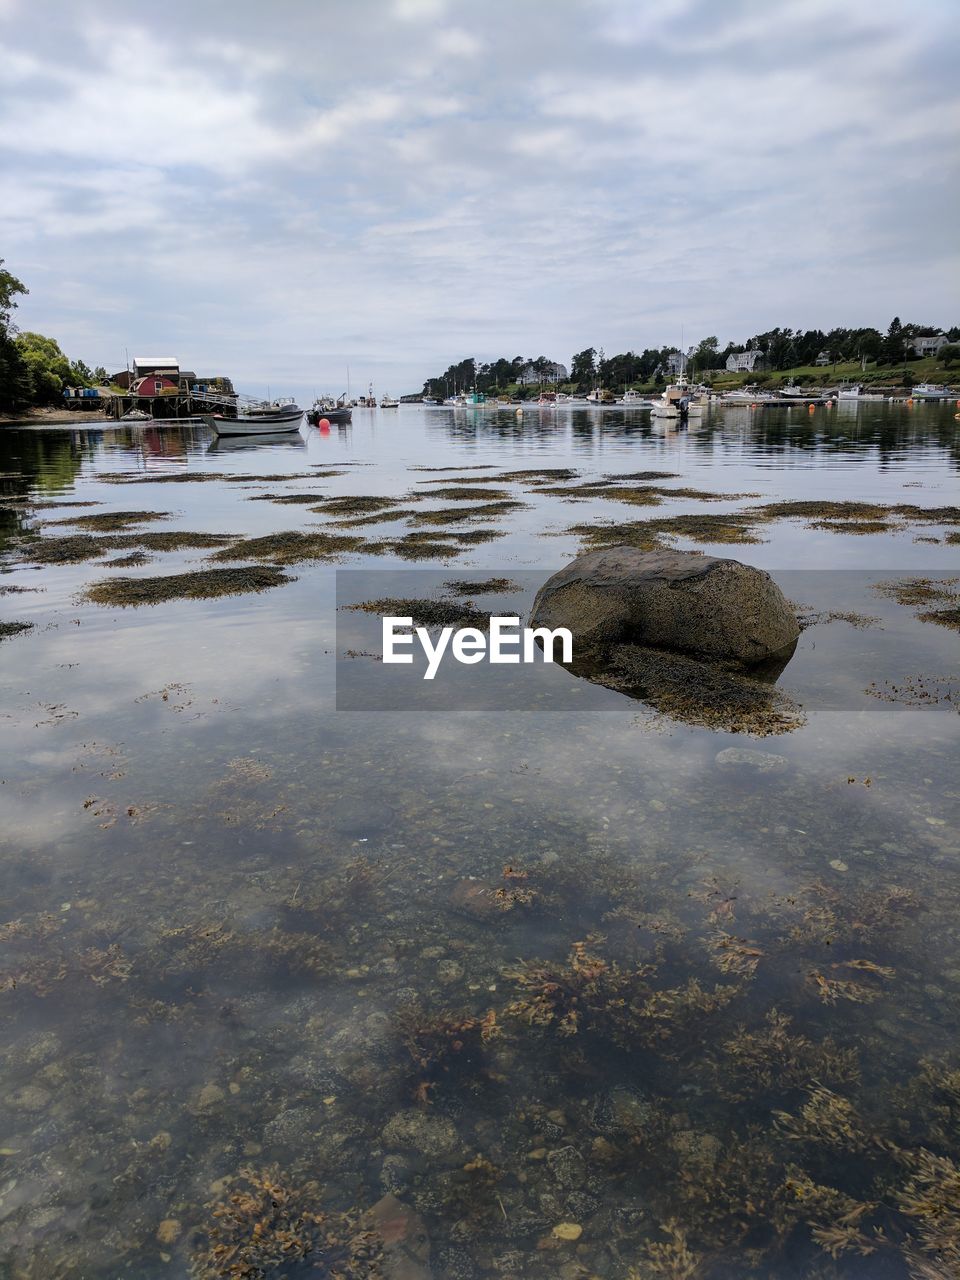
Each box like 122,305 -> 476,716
651,374 -> 707,420
837,384 -> 885,402
380,393 -> 399,408
911,383 -> 955,400
308,397 -> 352,425
204,401 -> 303,436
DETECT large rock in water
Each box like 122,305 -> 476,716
530,547 -> 799,667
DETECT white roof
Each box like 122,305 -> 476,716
133,355 -> 179,367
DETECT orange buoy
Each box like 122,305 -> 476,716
318,418 -> 331,433
906,398 -> 913,405
808,403 -> 816,412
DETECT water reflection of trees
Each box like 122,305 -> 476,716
427,404 -> 960,468
0,429 -> 96,541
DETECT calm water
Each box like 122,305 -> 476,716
0,403 -> 958,1279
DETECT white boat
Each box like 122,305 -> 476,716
837,384 -> 885,402
911,383 -> 955,400
203,401 -> 303,436
620,389 -> 654,406
721,386 -> 778,404
651,374 -> 706,419
380,393 -> 400,408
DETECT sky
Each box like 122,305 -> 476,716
0,0 -> 957,398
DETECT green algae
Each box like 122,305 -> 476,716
85,564 -> 292,605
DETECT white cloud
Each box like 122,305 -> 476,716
433,27 -> 484,58
0,0 -> 955,394
393,0 -> 448,19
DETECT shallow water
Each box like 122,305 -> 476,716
0,403 -> 959,1279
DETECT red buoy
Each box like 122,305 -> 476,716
318,417 -> 331,432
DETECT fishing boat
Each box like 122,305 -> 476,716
463,390 -> 486,406
911,383 -> 955,400
620,390 -> 656,407
837,385 -> 885,402
203,401 -> 303,436
651,375 -> 706,420
380,393 -> 400,408
308,396 -> 352,425
721,386 -> 778,404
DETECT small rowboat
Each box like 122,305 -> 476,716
203,403 -> 303,436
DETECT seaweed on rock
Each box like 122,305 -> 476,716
191,1166 -> 384,1278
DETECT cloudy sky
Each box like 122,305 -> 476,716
1,0 -> 957,397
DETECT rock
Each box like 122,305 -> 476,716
530,547 -> 799,667
715,747 -> 789,773
381,1154 -> 413,1195
382,1110 -> 459,1158
448,879 -> 500,920
366,1193 -> 431,1280
196,1083 -> 225,1110
436,959 -> 464,985
551,1222 -> 583,1241
156,1219 -> 181,1246
547,1145 -> 586,1189
7,1085 -> 51,1112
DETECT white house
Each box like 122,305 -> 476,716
725,350 -> 766,373
516,361 -> 568,385
905,333 -> 948,357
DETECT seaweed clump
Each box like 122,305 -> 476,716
85,565 -> 292,606
566,513 -> 765,551
579,644 -> 805,736
874,576 -> 960,631
344,597 -> 491,630
409,500 -> 525,527
13,530 -> 236,564
191,1166 -> 384,1279
0,620 -> 33,640
212,531 -> 367,564
48,509 -> 172,532
442,577 -> 520,596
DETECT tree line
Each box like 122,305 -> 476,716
423,318 -> 960,398
0,261 -> 107,415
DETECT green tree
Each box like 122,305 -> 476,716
938,343 -> 960,368
690,336 -> 719,375
0,259 -> 28,329
0,260 -> 31,414
16,332 -> 72,404
70,358 -> 94,387
570,347 -> 596,389
881,317 -> 904,366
